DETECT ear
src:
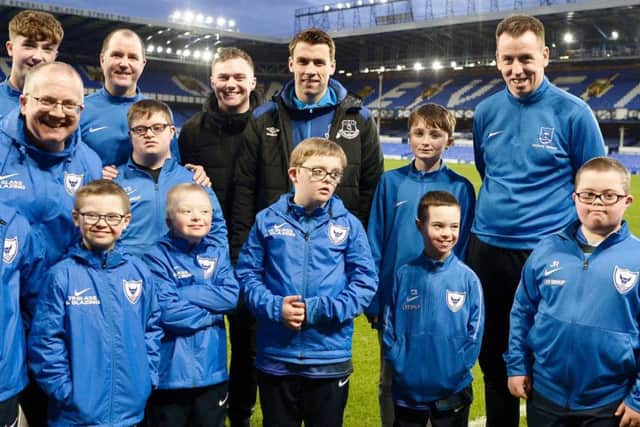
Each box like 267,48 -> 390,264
445,137 -> 454,150
72,210 -> 81,227
165,215 -> 173,230
624,194 -> 634,207
121,213 -> 132,230
288,56 -> 294,73
329,59 -> 336,76
19,94 -> 27,116
542,46 -> 550,67
6,40 -> 13,57
415,217 -> 422,231
249,75 -> 257,92
288,166 -> 299,184
209,76 -> 215,90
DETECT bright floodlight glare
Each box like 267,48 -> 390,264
431,60 -> 442,70
228,19 -> 236,28
338,69 -> 345,74
157,46 -> 163,53
217,17 -> 226,27
345,2 -> 351,7
363,67 -> 369,73
203,51 -> 213,61
413,62 -> 423,71
337,2 -> 343,9
450,61 -> 457,68
396,64 -> 402,71
563,32 -> 574,43
184,10 -> 195,23
171,11 -> 181,20
611,30 -> 619,40
194,50 -> 202,59
176,49 -> 182,55
166,47 -> 172,54
205,16 -> 213,24
324,5 -> 330,11
183,49 -> 191,57
196,14 -> 204,23
147,44 -> 154,53
379,66 -> 385,72
346,72 -> 352,77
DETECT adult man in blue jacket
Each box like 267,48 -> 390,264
467,15 -> 606,426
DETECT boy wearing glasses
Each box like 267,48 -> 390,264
28,179 -> 162,427
143,183 -> 240,426
113,99 -> 226,255
506,157 -> 640,426
236,137 -> 377,427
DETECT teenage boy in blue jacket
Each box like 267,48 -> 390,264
28,180 -> 162,427
366,103 -> 475,426
236,137 -> 378,427
143,183 -> 240,427
506,157 -> 640,426
0,203 -> 46,427
383,191 -> 483,427
113,99 -> 226,256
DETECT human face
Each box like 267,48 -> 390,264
288,42 -> 336,105
289,155 -> 343,212
129,111 -> 175,168
211,57 -> 256,114
73,194 -> 130,251
100,32 -> 146,97
409,121 -> 452,172
496,30 -> 549,97
6,35 -> 58,90
573,169 -> 632,240
417,205 -> 460,261
19,71 -> 84,152
168,190 -> 213,244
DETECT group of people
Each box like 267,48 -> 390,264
0,6 -> 639,427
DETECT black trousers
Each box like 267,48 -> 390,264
257,371 -> 350,427
0,394 -> 19,427
527,392 -> 621,427
144,382 -> 228,427
467,234 -> 530,427
227,299 -> 257,426
19,378 -> 47,427
393,386 -> 473,427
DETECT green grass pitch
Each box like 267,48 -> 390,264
243,158 -> 640,426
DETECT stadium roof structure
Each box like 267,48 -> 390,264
0,0 -> 639,77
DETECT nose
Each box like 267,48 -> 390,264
32,47 -> 45,62
512,60 -> 524,75
48,103 -> 66,117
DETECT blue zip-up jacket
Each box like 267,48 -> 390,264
383,253 -> 483,408
472,77 -> 605,249
28,243 -> 162,427
144,234 -> 239,389
0,203 -> 46,402
0,80 -> 20,119
366,161 -> 475,320
0,109 -> 102,266
506,221 -> 640,411
80,87 -> 180,166
115,157 -> 227,256
236,193 -> 378,364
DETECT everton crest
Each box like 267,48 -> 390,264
337,120 -> 359,140
3,236 -> 17,264
197,256 -> 217,280
123,279 -> 143,304
64,172 -> 84,195
328,223 -> 349,245
613,266 -> 639,294
446,290 -> 466,313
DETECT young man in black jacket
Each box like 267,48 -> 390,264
178,47 -> 259,427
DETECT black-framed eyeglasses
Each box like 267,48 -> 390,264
79,211 -> 126,226
130,123 -> 171,136
574,191 -> 627,205
26,94 -> 83,114
298,166 -> 343,183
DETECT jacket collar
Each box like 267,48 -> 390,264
68,242 -> 129,269
408,159 -> 446,179
506,76 -> 550,106
559,220 -> 630,250
278,78 -> 349,111
419,251 -> 456,271
160,232 -> 217,254
201,91 -> 255,133
123,155 -> 177,176
99,86 -> 144,104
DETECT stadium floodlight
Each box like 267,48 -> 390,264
203,49 -> 213,61
147,45 -> 154,53
345,2 -> 351,7
413,62 -> 423,71
196,14 -> 204,23
171,10 -> 181,20
157,46 -> 163,53
396,64 -> 402,71
217,17 -> 226,27
166,47 -> 172,54
338,69 -> 345,74
611,31 -> 619,40
183,31 -> 191,36
205,16 -> 213,24
184,10 -> 195,23
337,2 -> 343,9
450,61 -> 457,68
369,0 -> 375,4
194,50 -> 202,59
563,32 -> 574,43
379,66 -> 385,72
431,60 -> 442,71
183,49 -> 191,57
228,19 -> 236,28
363,67 -> 370,73
324,5 -> 331,11
346,72 -> 352,77
176,49 -> 182,55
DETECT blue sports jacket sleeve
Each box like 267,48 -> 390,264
567,108 -> 606,172
304,220 -> 378,325
237,223 -> 284,323
457,181 -> 476,262
144,281 -> 163,388
205,186 -> 229,249
505,256 -> 540,376
472,112 -> 486,180
179,251 -> 240,313
19,227 -> 47,329
463,273 -> 484,371
381,272 -> 399,359
365,179 -> 386,319
28,273 -> 73,405
144,253 -> 215,335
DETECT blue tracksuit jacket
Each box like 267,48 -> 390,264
383,253 -> 483,408
236,193 -> 378,365
144,234 -> 239,389
506,221 -> 640,411
0,109 -> 102,266
28,243 -> 162,427
80,87 -> 180,166
366,161 -> 475,320
115,157 -> 227,256
0,81 -> 20,119
472,77 -> 605,249
0,203 -> 46,401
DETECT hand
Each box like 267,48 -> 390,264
102,165 -> 118,180
616,402 -> 640,427
367,315 -> 379,328
185,163 -> 211,187
507,375 -> 532,400
282,295 -> 305,330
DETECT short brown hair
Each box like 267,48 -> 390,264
576,157 -> 631,194
166,183 -> 211,218
417,190 -> 460,223
289,137 -> 347,169
289,28 -> 335,61
9,10 -> 63,45
408,103 -> 456,137
212,47 -> 254,73
101,28 -> 145,60
74,180 -> 130,213
496,14 -> 545,45
127,99 -> 173,128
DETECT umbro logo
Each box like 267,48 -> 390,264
265,127 -> 280,137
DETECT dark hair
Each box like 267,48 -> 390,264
408,103 -> 456,137
127,99 -> 173,127
417,190 -> 460,223
101,28 -> 145,60
74,180 -> 130,213
213,47 -> 254,72
289,28 -> 335,60
496,14 -> 545,45
9,10 -> 63,45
